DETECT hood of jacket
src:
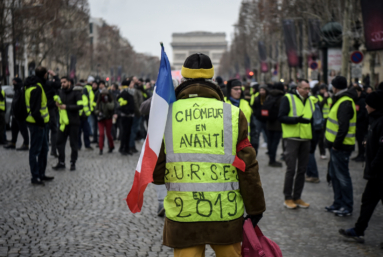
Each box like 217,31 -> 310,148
73,85 -> 83,92
333,87 -> 358,104
175,79 -> 224,101
269,89 -> 284,97
24,76 -> 40,89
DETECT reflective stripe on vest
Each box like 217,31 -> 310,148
322,97 -> 332,119
281,94 -> 314,140
163,98 -> 244,222
0,90 -> 5,111
325,96 -> 356,145
25,83 -> 50,123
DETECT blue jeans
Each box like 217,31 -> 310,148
78,118 -> 91,148
88,114 -> 98,140
329,149 -> 353,212
129,115 -> 142,149
27,124 -> 49,181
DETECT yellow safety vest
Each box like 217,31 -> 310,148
25,83 -> 49,123
163,97 -> 244,222
322,97 -> 333,119
85,85 -> 96,111
53,95 -> 69,132
250,92 -> 259,106
0,90 -> 5,111
80,93 -> 91,117
224,97 -> 252,139
281,94 -> 315,140
325,96 -> 356,145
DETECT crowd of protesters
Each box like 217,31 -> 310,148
0,64 -> 383,247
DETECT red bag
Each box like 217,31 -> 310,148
242,219 -> 283,257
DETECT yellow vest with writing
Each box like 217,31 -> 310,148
163,97 -> 244,222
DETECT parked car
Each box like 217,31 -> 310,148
2,85 -> 14,129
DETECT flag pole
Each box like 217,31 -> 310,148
160,42 -> 164,49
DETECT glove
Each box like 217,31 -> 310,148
297,116 -> 311,124
245,214 -> 263,227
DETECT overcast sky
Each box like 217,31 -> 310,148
88,0 -> 241,63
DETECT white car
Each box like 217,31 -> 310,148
2,85 -> 15,129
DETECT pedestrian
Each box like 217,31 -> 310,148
4,78 -> 29,150
265,82 -> 285,167
351,85 -> 368,162
339,91 -> 383,244
153,53 -> 265,256
95,88 -> 115,155
78,81 -> 93,151
325,76 -> 357,217
52,77 -> 83,171
0,83 -> 5,145
224,79 -> 252,140
90,80 -> 100,145
25,67 -> 54,185
117,80 -> 135,156
83,76 -> 96,137
128,78 -> 143,153
317,84 -> 332,159
251,84 -> 269,153
215,76 -> 226,97
279,78 -> 314,209
110,83 -> 121,140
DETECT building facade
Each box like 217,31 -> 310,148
171,31 -> 227,75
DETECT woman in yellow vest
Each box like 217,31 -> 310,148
153,53 -> 265,257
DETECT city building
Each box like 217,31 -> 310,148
171,31 -> 227,75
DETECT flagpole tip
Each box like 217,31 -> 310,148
160,42 -> 164,47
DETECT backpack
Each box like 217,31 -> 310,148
12,87 -> 29,121
242,219 -> 283,257
312,102 -> 324,131
261,95 -> 280,121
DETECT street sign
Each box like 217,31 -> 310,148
351,63 -> 362,79
309,61 -> 318,70
350,51 -> 364,64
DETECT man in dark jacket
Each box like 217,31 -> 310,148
117,80 -> 135,156
339,91 -> 383,244
251,84 -> 269,153
325,76 -> 358,217
266,82 -> 285,167
53,77 -> 83,171
4,78 -> 29,150
352,85 -> 368,162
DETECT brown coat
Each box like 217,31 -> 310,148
152,79 -> 266,248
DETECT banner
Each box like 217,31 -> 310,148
361,0 -> 383,51
327,48 -> 342,86
308,19 -> 321,49
69,55 -> 76,79
283,20 -> 299,67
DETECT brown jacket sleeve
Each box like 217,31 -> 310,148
237,110 -> 266,215
153,142 -> 166,185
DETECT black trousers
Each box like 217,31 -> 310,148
119,116 -> 133,152
318,123 -> 326,156
11,116 -> 29,145
57,125 -> 79,164
0,112 -> 6,143
354,179 -> 383,235
355,125 -> 367,157
48,108 -> 58,154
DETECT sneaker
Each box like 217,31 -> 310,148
85,146 -> 94,151
31,179 -> 45,186
320,155 -> 327,160
268,161 -> 282,167
3,143 -> 15,149
41,176 -> 54,181
325,205 -> 340,213
261,142 -> 267,148
284,199 -> 297,209
157,203 -> 165,217
130,147 -> 138,153
305,177 -> 320,183
335,208 -> 352,217
70,162 -> 76,171
294,199 -> 310,208
108,147 -> 115,153
16,145 -> 29,151
52,162 -> 65,171
339,228 -> 365,243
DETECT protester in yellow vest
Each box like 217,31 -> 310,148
78,80 -> 94,151
224,79 -> 252,141
153,53 -> 265,257
324,76 -> 357,217
317,84 -> 332,159
279,78 -> 314,209
24,67 -> 54,185
53,77 -> 83,171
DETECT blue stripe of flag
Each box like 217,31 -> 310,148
155,46 -> 176,104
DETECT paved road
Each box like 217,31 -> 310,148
0,131 -> 382,257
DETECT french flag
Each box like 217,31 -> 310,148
126,44 -> 176,213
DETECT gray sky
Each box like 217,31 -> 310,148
88,0 -> 241,63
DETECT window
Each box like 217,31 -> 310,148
89,23 -> 93,34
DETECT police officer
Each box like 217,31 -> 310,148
25,67 -> 54,185
152,53 -> 265,257
325,76 -> 357,217
52,77 -> 83,171
279,78 -> 315,209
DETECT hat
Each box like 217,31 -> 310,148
87,76 -> 95,83
181,53 -> 214,79
273,82 -> 284,91
331,76 -> 347,89
215,76 -> 223,84
365,91 -> 383,111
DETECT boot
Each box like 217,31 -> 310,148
52,162 -> 65,171
16,144 -> 29,151
70,162 -> 76,171
3,142 -> 15,149
108,147 -> 114,153
99,149 -> 103,155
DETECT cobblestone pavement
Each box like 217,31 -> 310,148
0,131 -> 382,257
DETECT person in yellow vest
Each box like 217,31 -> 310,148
0,84 -> 6,144
279,78 -> 314,209
52,77 -> 83,171
224,79 -> 253,141
317,84 -> 332,159
324,76 -> 357,217
78,80 -> 94,151
25,67 -> 54,185
153,53 -> 265,257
